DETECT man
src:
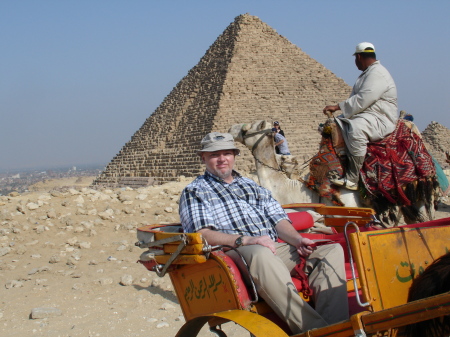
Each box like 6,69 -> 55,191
323,42 -> 398,190
179,132 -> 348,334
272,127 -> 291,155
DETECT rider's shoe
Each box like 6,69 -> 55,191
330,177 -> 358,190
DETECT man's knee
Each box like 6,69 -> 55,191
238,245 -> 278,265
309,244 -> 345,272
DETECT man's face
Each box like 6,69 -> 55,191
354,54 -> 363,71
201,149 -> 236,182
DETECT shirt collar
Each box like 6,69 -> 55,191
360,60 -> 380,76
204,170 -> 242,184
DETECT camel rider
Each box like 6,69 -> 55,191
323,42 -> 398,190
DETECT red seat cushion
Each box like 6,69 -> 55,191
287,211 -> 314,231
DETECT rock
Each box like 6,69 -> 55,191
66,257 -> 78,266
160,302 -> 176,310
9,192 -> 19,197
87,208 -> 97,216
120,274 -> 133,286
151,278 -> 161,287
67,237 -> 78,246
97,277 -> 113,286
26,202 -> 40,210
49,255 -> 61,264
35,225 -> 47,234
16,204 -> 26,214
98,209 -> 114,220
5,280 -> 24,289
74,226 -> 84,233
76,208 -> 87,215
30,307 -> 62,319
74,195 -> 85,204
15,245 -> 27,255
29,266 -> 51,275
118,194 -> 132,203
77,241 -> 91,249
156,322 -> 169,328
72,283 -> 83,290
0,247 -> 11,257
38,194 -> 52,201
50,190 -> 63,198
80,221 -> 94,229
164,207 -> 173,213
35,278 -> 48,286
68,189 -> 80,195
47,210 -> 57,219
136,194 -> 148,200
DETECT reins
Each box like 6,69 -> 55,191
243,128 -> 284,172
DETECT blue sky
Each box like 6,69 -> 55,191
1,1 -> 449,171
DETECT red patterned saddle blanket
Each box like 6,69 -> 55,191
361,119 -> 435,205
306,119 -> 436,207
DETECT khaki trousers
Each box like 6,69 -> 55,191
228,243 -> 348,334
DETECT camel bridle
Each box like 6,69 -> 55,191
242,128 -> 285,172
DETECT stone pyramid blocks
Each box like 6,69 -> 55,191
93,14 -> 351,187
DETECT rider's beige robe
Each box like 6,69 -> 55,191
336,61 -> 398,157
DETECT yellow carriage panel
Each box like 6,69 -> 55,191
349,223 -> 450,312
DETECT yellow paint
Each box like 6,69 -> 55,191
350,224 -> 450,311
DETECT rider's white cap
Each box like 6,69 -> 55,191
353,42 -> 375,55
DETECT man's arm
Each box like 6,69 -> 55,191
340,68 -> 390,118
198,228 -> 277,254
274,134 -> 285,147
274,138 -> 285,147
275,219 -> 316,257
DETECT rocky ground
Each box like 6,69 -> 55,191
1,176 -> 449,337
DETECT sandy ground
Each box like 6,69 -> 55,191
1,176 -> 449,337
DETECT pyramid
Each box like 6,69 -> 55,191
93,14 -> 351,187
422,121 -> 450,169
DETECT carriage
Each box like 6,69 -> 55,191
135,204 -> 450,336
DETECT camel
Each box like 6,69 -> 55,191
228,120 -> 436,225
405,252 -> 450,337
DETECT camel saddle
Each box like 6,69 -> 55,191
306,118 -> 437,209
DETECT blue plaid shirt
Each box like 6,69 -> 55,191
179,170 -> 289,241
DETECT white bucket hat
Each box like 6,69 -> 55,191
197,132 -> 240,156
353,42 -> 375,55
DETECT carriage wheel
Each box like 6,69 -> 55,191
175,310 -> 289,337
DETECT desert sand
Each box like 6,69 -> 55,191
1,176 -> 449,337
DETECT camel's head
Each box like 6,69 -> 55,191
228,120 -> 274,150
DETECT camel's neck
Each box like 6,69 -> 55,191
252,146 -> 286,189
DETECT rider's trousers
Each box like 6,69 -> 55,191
346,155 -> 365,184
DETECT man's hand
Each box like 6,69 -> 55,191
245,235 -> 277,254
197,229 -> 277,254
295,237 -> 317,257
323,105 -> 341,115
